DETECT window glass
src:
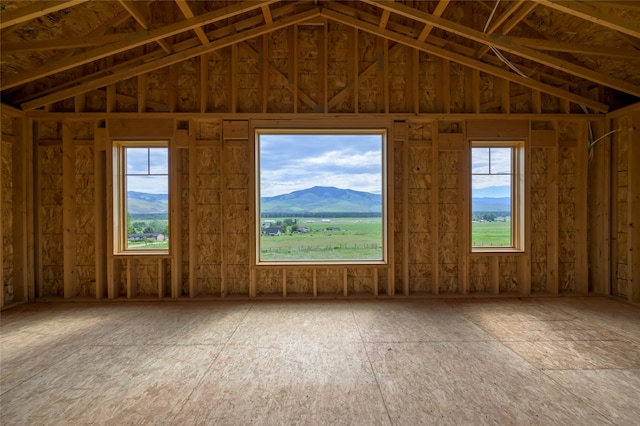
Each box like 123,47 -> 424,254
257,130 -> 386,264
115,143 -> 169,253
471,142 -> 523,251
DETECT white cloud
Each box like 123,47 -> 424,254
127,176 -> 168,194
259,133 -> 383,197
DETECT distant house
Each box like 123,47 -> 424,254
296,227 -> 310,234
264,226 -> 281,236
128,233 -> 165,241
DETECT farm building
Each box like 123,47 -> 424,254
1,0 -> 639,424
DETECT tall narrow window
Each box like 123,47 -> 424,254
471,141 -> 524,252
113,141 -> 169,254
256,130 -> 387,265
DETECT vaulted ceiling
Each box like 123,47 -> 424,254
1,0 -> 639,113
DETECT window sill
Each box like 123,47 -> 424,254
113,251 -> 171,258
470,249 -> 525,256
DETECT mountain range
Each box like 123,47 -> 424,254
472,197 -> 510,212
126,188 -> 509,214
261,186 -> 382,213
127,191 -> 168,214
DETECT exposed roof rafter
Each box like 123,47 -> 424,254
1,0 -> 279,91
21,8 -> 323,111
534,0 -> 640,40
361,0 -> 640,97
0,0 -> 89,30
320,7 -> 609,112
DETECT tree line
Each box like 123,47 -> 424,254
261,211 -> 381,218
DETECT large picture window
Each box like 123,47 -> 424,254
113,141 -> 169,254
256,130 -> 387,265
471,141 -> 524,252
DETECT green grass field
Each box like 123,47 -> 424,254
260,217 -> 383,261
471,221 -> 511,247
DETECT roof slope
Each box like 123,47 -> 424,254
1,0 -> 639,113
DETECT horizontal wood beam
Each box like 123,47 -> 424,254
1,34 -> 126,53
535,0 -> 640,39
514,37 -> 640,59
1,0 -> 279,91
13,3 -> 300,106
326,0 -> 581,92
362,0 -> 640,97
21,8 -> 322,111
0,0 -> 89,29
321,8 -> 609,112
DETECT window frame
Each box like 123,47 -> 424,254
254,128 -> 389,266
112,140 -> 170,255
470,140 -> 525,253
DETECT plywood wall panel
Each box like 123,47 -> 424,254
135,258 -> 159,296
316,268 -> 343,295
267,28 -> 294,113
499,256 -> 519,293
176,59 -> 199,112
356,30 -> 378,113
613,115 -> 630,297
450,63 -> 465,113
115,77 -> 137,112
237,41 -> 261,113
470,257 -> 490,293
558,141 -> 578,292
297,26 -> 320,113
207,48 -> 231,113
289,268 -> 314,295
39,145 -> 64,297
328,23 -> 351,113
418,52 -> 437,112
1,141 -> 13,303
389,46 -> 407,113
256,268 -> 282,295
180,149 -> 190,294
75,145 -> 95,297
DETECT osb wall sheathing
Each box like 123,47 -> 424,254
2,136 -> 13,303
177,59 -> 199,112
38,122 -> 64,297
438,122 -> 464,294
180,148 -> 190,294
74,142 -> 96,297
195,121 -> 222,296
207,48 -> 231,113
614,115 -> 629,298
26,114 -> 598,299
407,121 -> 433,293
268,29 -> 294,113
222,137 -> 250,296
328,24 -> 352,113
558,121 -> 578,292
298,27 -> 320,113
530,142 -> 550,293
237,40 -> 261,113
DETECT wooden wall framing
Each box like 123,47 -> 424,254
1,15 -> 639,306
5,109 -> 639,305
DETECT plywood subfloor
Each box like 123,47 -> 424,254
1,297 -> 639,425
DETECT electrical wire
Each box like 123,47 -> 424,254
481,0 -> 621,164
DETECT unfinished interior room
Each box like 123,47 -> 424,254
1,0 -> 639,424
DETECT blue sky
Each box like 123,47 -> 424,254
126,147 -> 168,194
471,147 -> 512,198
259,133 -> 383,197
